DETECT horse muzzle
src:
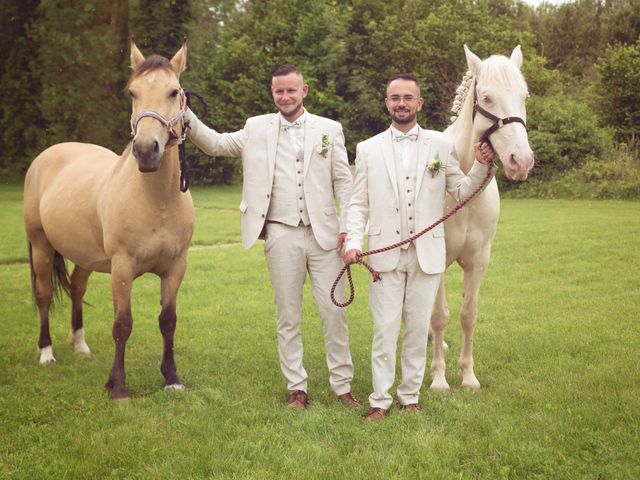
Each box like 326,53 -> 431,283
501,148 -> 534,181
132,138 -> 164,172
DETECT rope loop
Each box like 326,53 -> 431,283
330,162 -> 494,307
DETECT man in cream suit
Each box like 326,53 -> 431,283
344,73 -> 495,421
185,65 -> 360,410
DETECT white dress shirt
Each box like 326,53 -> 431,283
280,110 -> 307,157
390,124 -> 419,171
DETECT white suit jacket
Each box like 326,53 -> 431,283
185,109 -> 352,250
345,127 -> 492,274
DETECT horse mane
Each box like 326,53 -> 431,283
480,55 -> 528,96
448,54 -> 528,125
127,54 -> 173,87
449,70 -> 474,124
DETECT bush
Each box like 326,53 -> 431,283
503,146 -> 640,199
528,94 -> 613,177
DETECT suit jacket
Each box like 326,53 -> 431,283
345,126 -> 492,274
185,109 -> 353,250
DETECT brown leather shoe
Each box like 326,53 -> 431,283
398,403 -> 421,412
364,407 -> 388,422
287,390 -> 309,409
338,392 -> 362,409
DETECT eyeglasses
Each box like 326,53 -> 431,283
387,95 -> 419,104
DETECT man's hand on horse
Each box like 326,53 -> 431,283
474,141 -> 496,165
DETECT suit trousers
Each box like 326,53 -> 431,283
264,223 -> 354,395
368,244 -> 441,409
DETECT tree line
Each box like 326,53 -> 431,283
2,0 -> 639,195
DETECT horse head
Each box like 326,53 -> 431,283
465,45 -> 534,181
128,38 -> 187,173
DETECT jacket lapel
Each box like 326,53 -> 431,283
303,113 -> 316,176
415,127 -> 431,197
382,129 -> 399,203
266,114 -> 279,184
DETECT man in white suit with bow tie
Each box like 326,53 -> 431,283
185,65 -> 360,410
344,73 -> 495,421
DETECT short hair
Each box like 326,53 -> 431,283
272,64 -> 302,78
386,73 -> 421,92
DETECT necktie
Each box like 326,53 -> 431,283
394,133 -> 418,142
281,121 -> 302,131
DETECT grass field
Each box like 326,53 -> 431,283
0,183 -> 639,479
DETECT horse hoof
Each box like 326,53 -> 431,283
429,379 -> 451,392
109,389 -> 132,401
39,346 -> 56,365
165,383 -> 185,391
74,344 -> 92,356
461,381 -> 481,391
68,329 -> 91,355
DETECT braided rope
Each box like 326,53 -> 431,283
330,162 -> 494,307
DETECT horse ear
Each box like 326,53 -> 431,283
170,38 -> 188,76
510,45 -> 523,69
130,37 -> 145,70
464,44 -> 482,76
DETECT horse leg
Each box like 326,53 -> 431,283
458,258 -> 489,390
429,275 -> 451,392
30,240 -> 56,364
159,260 -> 187,390
105,259 -> 134,400
68,266 -> 92,355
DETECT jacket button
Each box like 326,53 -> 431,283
266,193 -> 270,198
396,230 -> 400,234
261,214 -> 265,218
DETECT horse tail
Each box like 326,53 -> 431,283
28,241 -> 72,307
52,251 -> 72,303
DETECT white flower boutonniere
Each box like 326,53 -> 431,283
316,134 -> 330,158
427,156 -> 445,177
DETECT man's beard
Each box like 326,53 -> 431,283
391,110 -> 416,125
278,102 -> 303,119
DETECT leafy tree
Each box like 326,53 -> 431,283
531,0 -> 604,79
0,0 -> 45,179
602,0 -> 640,46
29,1 -> 130,152
593,41 -> 640,148
130,0 -> 193,57
523,94 -> 613,181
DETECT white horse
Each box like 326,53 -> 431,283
429,45 -> 534,391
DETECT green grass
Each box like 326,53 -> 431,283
1,184 -> 638,479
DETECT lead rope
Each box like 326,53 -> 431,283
179,90 -> 209,193
330,162 -> 495,307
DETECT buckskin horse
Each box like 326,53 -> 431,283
23,39 -> 195,400
429,45 -> 534,391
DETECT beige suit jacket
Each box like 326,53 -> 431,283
345,127 -> 492,274
185,109 -> 352,250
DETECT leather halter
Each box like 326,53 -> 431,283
472,81 -> 526,145
130,88 -> 188,146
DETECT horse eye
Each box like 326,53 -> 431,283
169,89 -> 179,98
128,90 -> 136,99
482,95 -> 492,104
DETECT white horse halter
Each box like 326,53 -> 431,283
129,88 -> 188,146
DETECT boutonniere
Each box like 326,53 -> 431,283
316,134 -> 330,158
427,156 -> 444,177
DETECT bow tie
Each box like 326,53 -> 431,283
281,121 -> 302,131
393,133 -> 418,142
